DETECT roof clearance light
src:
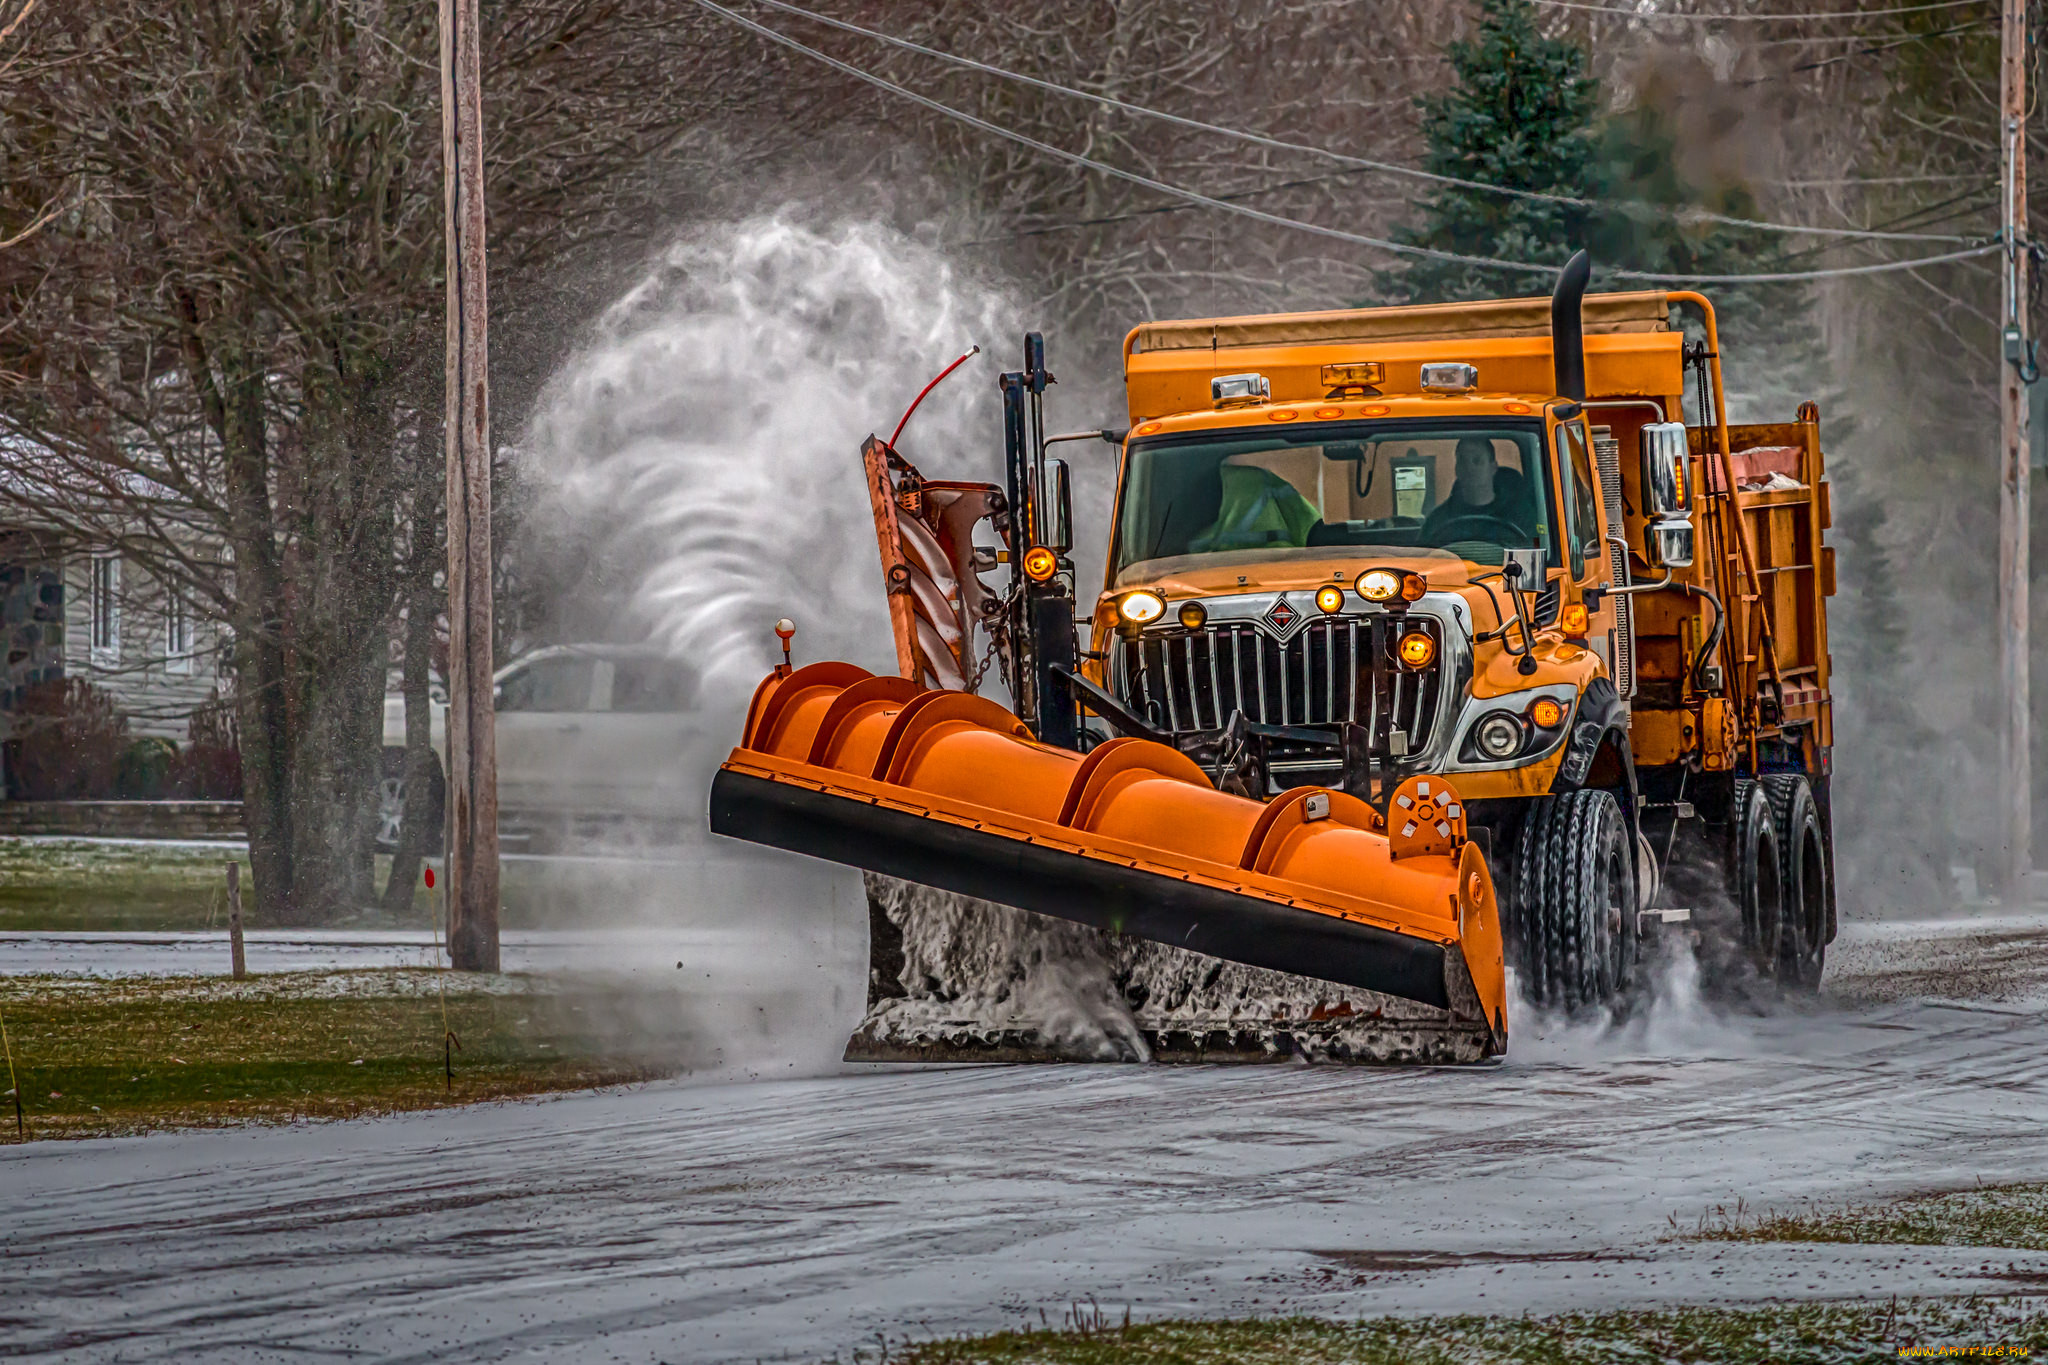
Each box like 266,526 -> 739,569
1356,568 -> 1403,603
1118,589 -> 1167,625
1315,585 -> 1345,614
1420,362 -> 1480,393
1211,373 -> 1271,409
1022,546 -> 1059,582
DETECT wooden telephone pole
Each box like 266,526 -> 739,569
2000,0 -> 2033,903
440,0 -> 499,970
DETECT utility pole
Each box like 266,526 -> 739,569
2000,0 -> 2034,904
440,0 -> 499,970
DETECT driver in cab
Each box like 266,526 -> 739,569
1420,436 -> 1534,546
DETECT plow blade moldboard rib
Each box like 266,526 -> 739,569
708,662 -> 1508,1060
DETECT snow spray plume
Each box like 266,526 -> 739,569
529,218 -> 1018,699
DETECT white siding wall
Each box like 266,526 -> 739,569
63,555 -> 226,741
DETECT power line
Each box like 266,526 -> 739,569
738,0 -> 1976,244
700,0 -> 2001,283
1532,0 -> 1990,18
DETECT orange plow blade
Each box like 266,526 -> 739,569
709,663 -> 1508,1060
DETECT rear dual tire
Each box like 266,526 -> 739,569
1511,788 -> 1638,1013
1730,775 -> 1827,991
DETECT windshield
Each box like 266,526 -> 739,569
1112,419 -> 1559,584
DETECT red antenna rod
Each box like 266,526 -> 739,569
889,344 -> 980,451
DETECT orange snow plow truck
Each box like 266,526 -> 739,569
710,252 -> 1837,1063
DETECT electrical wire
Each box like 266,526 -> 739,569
698,0 -> 2003,283
737,0 -> 1977,244
1532,0 -> 1989,19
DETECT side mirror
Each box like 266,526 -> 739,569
1045,458 -> 1073,554
1645,517 -> 1695,570
1639,423 -> 1691,518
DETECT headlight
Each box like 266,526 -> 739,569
1118,590 -> 1166,626
1397,630 -> 1436,669
1355,568 -> 1402,603
1022,546 -> 1058,582
1177,600 -> 1208,630
1474,712 -> 1524,760
1315,585 -> 1345,615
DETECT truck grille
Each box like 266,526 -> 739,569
1112,617 -> 1446,751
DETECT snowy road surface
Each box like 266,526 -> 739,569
5,898 -> 2048,1362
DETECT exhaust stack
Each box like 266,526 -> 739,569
1551,249 -> 1592,402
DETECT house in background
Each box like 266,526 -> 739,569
0,530 -> 228,796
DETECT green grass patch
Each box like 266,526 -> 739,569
879,1299 -> 2048,1364
1689,1186 -> 2048,1252
0,839 -> 255,931
0,970 -> 673,1139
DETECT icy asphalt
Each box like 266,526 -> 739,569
4,860 -> 2047,1362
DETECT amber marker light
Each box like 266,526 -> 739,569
1177,600 -> 1208,630
1400,572 -> 1428,602
1360,403 -> 1391,417
1559,601 -> 1590,637
1118,589 -> 1166,626
1397,631 -> 1436,669
1022,546 -> 1059,582
1312,406 -> 1345,420
1315,585 -> 1345,615
1503,401 -> 1534,415
1135,421 -> 1163,435
1530,697 -> 1566,729
1356,568 -> 1403,603
1267,408 -> 1300,421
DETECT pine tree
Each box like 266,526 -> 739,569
1385,0 -> 1804,324
1388,0 -> 1599,304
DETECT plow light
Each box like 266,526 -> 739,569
1315,585 -> 1345,615
1118,589 -> 1167,627
1022,546 -> 1059,582
1177,600 -> 1208,630
1474,713 -> 1524,760
1397,630 -> 1437,670
1529,697 -> 1566,729
1356,568 -> 1402,603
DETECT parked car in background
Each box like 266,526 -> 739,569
378,644 -> 706,851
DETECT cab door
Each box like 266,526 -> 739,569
1554,416 -> 1633,698
492,650 -> 600,813
577,654 -> 703,823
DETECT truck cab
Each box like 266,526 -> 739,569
1072,264 -> 1836,1007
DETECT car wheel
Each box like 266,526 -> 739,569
377,747 -> 445,854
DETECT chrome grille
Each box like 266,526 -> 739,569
1113,616 -> 1445,751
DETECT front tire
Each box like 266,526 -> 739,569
1512,788 -> 1638,1012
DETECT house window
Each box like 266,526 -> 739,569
90,555 -> 120,659
165,590 -> 193,674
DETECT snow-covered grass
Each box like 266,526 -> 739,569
884,1298 -> 2048,1364
1692,1183 -> 2048,1252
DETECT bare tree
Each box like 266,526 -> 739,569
0,0 -> 794,922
